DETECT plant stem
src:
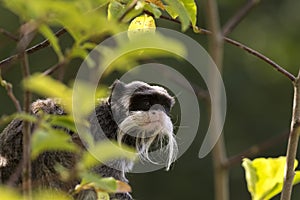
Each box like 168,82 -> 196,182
222,0 -> 260,36
0,28 -> 66,68
0,27 -> 18,41
20,51 -> 32,200
224,131 -> 289,168
205,0 -> 229,200
280,71 -> 300,200
157,15 -> 296,82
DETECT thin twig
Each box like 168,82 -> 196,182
0,28 -> 66,68
205,0 -> 229,200
0,27 -> 18,41
222,0 -> 260,36
158,15 -> 296,82
0,71 -> 22,112
280,71 -> 300,200
224,131 -> 289,169
223,37 -> 296,82
42,60 -> 67,76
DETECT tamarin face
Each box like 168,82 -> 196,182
109,80 -> 178,170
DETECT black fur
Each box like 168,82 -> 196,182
0,80 -> 175,200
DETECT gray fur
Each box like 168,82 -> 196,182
0,80 -> 176,200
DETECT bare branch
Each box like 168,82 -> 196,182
158,14 -> 296,82
20,51 -> 32,199
280,71 -> 300,200
222,0 -> 260,36
0,27 -> 18,41
18,24 -> 34,198
42,60 -> 67,76
224,131 -> 289,169
223,37 -> 296,82
0,71 -> 22,112
205,0 -> 228,200
0,28 -> 66,68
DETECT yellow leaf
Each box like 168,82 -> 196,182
128,14 -> 156,40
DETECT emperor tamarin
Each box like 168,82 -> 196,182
0,80 -> 178,199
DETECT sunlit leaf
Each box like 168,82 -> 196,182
80,141 -> 136,170
108,1 -> 125,20
76,172 -> 132,194
0,187 -> 20,200
31,128 -> 78,159
3,0 -> 123,51
39,24 -> 64,61
242,157 -> 300,200
48,115 -> 77,133
128,14 -> 156,40
164,0 -> 190,31
23,74 -> 73,113
81,173 -> 117,192
181,0 -> 197,27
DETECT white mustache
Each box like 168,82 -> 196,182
117,111 -> 178,170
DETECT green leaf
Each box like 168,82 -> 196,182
100,31 -> 186,74
75,171 -> 131,195
31,128 -> 78,159
39,24 -> 63,61
164,0 -> 191,31
164,0 -> 197,31
181,0 -> 197,27
48,115 -> 77,133
23,74 -> 73,113
144,3 -> 162,18
108,1 -> 126,20
80,172 -> 117,192
242,157 -> 300,200
80,141 -> 136,170
4,0 -> 123,46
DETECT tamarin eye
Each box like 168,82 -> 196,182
143,100 -> 151,107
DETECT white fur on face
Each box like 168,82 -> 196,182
117,109 -> 178,170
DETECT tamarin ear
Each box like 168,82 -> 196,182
108,79 -> 126,104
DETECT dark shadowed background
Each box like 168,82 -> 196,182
1,0 -> 300,199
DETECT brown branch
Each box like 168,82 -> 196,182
224,131 -> 289,169
205,0 -> 228,200
222,0 -> 260,36
158,15 -> 296,82
0,72 -> 22,112
280,71 -> 300,200
18,25 -> 33,198
223,37 -> 296,82
0,27 -> 18,41
42,60 -> 67,76
0,28 -> 66,68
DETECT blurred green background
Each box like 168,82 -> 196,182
1,0 -> 300,199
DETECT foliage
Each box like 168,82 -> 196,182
0,1 -> 196,198
242,157 -> 300,200
1,0 -> 300,199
